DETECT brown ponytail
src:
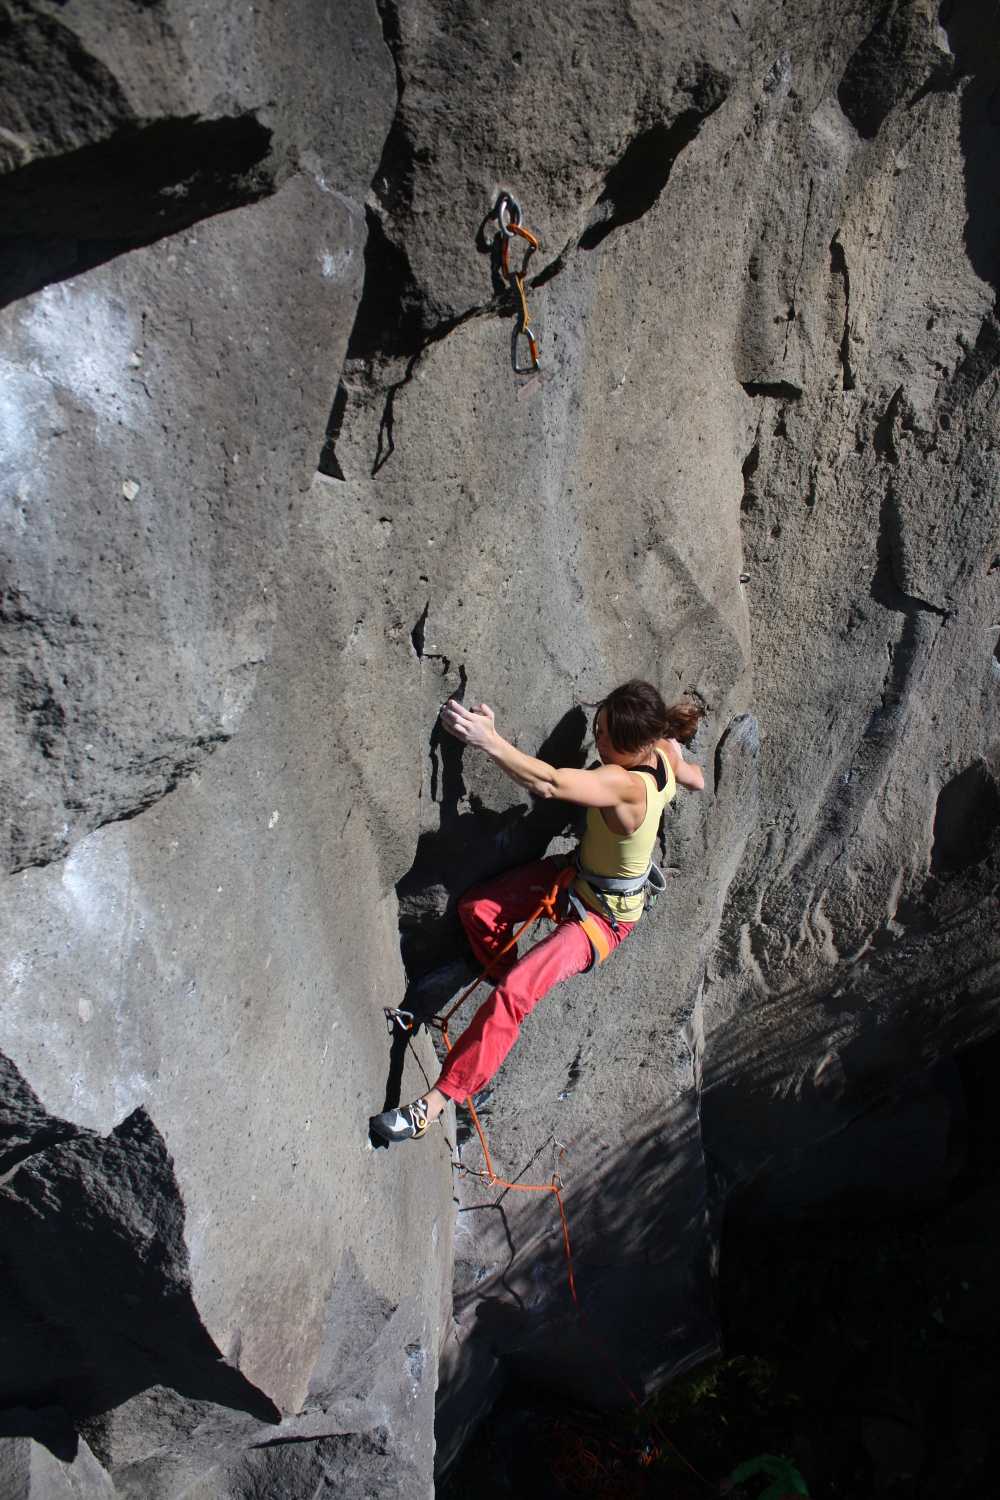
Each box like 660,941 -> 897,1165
590,679 -> 703,752
662,699 -> 703,746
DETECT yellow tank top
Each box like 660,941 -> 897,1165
575,748 -> 676,923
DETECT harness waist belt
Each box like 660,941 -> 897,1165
576,865 -> 650,897
563,851 -> 669,966
573,853 -> 668,899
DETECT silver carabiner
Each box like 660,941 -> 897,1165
384,1007 -> 415,1035
496,190 -> 522,240
512,323 -> 539,374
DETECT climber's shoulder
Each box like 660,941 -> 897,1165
552,760 -> 644,809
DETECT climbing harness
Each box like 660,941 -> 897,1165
571,853 -> 669,920
567,849 -> 669,964
384,862 -> 719,1497
496,190 -> 540,373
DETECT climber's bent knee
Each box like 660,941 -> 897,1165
434,911 -> 631,1102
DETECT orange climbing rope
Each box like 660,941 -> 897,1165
456,1073 -> 718,1493
431,862 -> 574,1034
535,1416 -> 658,1500
496,190 -> 540,372
388,865 -> 719,1495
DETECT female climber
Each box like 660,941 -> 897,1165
370,679 -> 705,1143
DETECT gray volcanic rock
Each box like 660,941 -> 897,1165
1,174 -> 356,871
1,3 -> 451,1497
0,0 -> 999,1494
699,0 -> 1000,1221
0,1431 -> 116,1500
0,0 -> 395,872
0,1410 -> 117,1498
362,0 -> 738,323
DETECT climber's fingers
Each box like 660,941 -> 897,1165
440,698 -> 496,747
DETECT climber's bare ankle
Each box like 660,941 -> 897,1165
424,1086 -> 448,1121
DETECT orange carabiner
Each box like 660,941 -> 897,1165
496,191 -> 540,372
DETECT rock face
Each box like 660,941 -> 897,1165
0,1407 -> 117,1500
1,3 -> 450,1496
0,0 -> 998,1495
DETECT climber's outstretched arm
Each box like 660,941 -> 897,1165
439,699 -> 644,810
660,736 -> 705,791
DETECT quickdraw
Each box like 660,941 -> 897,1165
496,190 -> 540,373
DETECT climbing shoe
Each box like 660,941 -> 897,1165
370,1098 -> 430,1143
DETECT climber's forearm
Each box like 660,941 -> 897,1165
484,733 -> 563,798
485,737 -> 633,808
439,699 -> 558,793
675,759 -> 705,791
439,698 -> 630,807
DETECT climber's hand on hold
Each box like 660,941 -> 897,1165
440,698 -> 498,752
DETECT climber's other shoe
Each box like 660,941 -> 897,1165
370,1098 -> 430,1142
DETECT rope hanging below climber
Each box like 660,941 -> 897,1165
535,1416 -> 658,1500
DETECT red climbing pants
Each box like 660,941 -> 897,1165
434,858 -> 634,1103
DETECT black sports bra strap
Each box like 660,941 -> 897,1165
633,754 -> 667,792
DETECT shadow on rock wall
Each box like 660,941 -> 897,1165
837,0 -> 953,140
454,1086 -> 719,1406
396,703 -> 590,981
931,759 -> 1000,873
0,1053 -> 278,1426
0,113 -> 276,309
946,0 -> 1000,298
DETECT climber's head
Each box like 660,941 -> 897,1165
593,679 -> 702,764
593,680 -> 667,764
